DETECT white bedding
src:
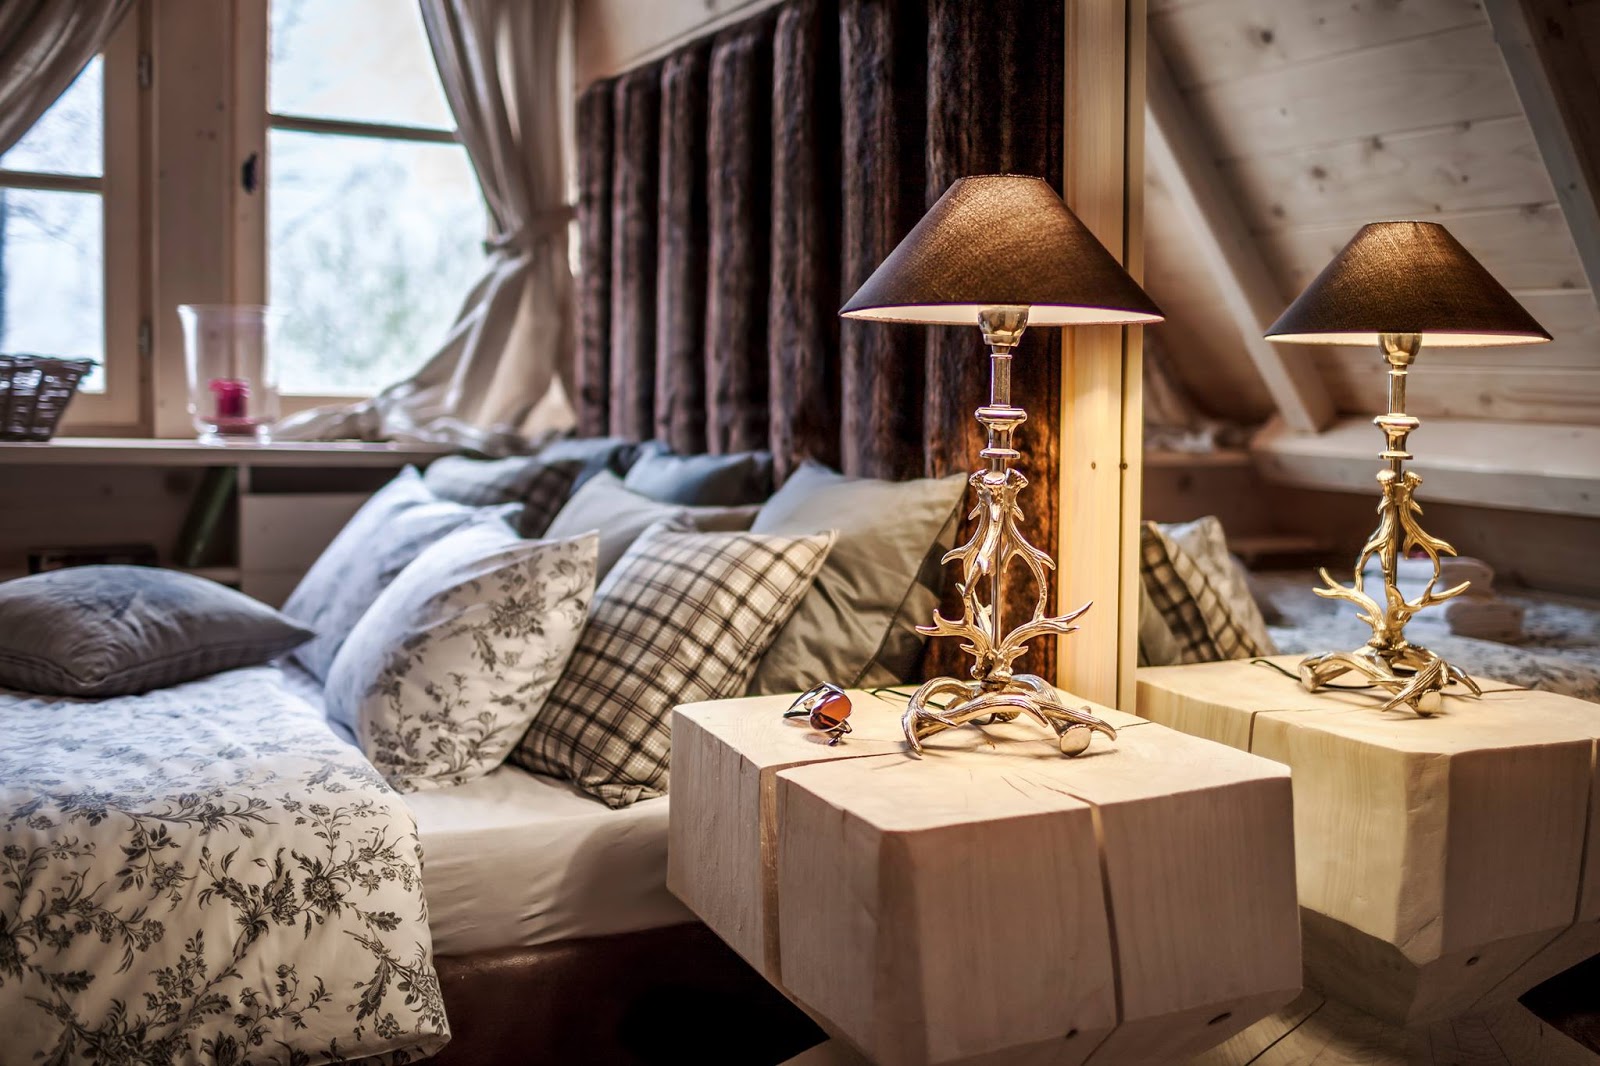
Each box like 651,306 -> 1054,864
280,662 -> 689,955
0,668 -> 448,1063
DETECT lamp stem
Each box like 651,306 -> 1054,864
900,305 -> 1113,757
978,306 -> 1029,652
1297,331 -> 1481,714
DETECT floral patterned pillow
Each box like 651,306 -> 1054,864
324,521 -> 598,792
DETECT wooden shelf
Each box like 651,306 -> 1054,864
0,437 -> 453,467
1251,416 -> 1600,518
1143,447 -> 1253,469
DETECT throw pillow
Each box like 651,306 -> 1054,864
0,566 -> 312,697
1160,516 -> 1278,655
542,470 -> 761,580
622,442 -> 775,505
748,461 -> 967,694
422,454 -> 584,537
536,435 -> 649,489
326,523 -> 598,792
510,521 -> 835,808
1139,522 -> 1274,664
283,467 -> 497,681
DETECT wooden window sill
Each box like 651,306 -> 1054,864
0,437 -> 454,467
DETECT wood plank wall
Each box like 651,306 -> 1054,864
1148,0 -> 1600,427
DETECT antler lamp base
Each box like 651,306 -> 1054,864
902,307 -> 1117,756
1298,333 -> 1481,715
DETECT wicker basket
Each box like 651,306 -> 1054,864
0,354 -> 96,441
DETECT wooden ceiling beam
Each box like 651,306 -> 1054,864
1144,42 -> 1335,435
1484,0 -> 1600,307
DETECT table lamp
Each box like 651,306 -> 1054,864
841,174 -> 1163,756
1265,221 -> 1550,714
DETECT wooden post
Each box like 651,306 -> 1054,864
149,0 -> 254,438
1058,0 -> 1144,711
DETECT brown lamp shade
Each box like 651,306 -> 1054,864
839,174 -> 1163,326
1265,221 -> 1551,347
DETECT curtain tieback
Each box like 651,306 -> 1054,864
483,205 -> 575,255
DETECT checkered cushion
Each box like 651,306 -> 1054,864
423,455 -> 583,537
511,522 -> 836,808
1140,521 -> 1271,663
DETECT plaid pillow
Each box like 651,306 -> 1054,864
511,522 -> 836,808
1139,521 -> 1271,664
423,455 -> 583,537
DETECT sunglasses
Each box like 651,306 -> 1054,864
782,683 -> 853,745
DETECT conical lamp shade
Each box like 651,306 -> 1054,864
840,174 -> 1163,327
1266,221 -> 1551,347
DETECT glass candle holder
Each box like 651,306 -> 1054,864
178,304 -> 280,444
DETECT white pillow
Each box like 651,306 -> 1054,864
283,467 -> 499,681
325,522 -> 598,792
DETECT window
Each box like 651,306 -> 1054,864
266,0 -> 487,397
0,20 -> 140,429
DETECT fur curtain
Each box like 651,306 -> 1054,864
574,0 -> 1065,680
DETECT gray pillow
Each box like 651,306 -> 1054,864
284,468 -> 500,681
422,454 -> 583,537
537,436 -> 648,489
622,442 -> 774,506
543,470 -> 760,580
748,461 -> 967,694
0,566 -> 312,697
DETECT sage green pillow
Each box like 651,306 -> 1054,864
748,461 -> 966,694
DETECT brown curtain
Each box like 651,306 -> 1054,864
573,0 -> 1065,679
0,0 -> 132,155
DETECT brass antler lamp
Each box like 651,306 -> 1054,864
841,174 -> 1163,756
1265,221 -> 1551,714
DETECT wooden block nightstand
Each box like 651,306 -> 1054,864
669,688 -> 1302,1066
1138,654 -> 1600,1063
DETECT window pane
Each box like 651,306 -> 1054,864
0,188 -> 105,392
270,0 -> 453,130
269,129 -> 485,394
0,58 -> 103,177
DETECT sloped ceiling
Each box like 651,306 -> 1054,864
1145,0 -> 1600,428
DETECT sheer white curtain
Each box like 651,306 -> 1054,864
0,0 -> 131,154
277,0 -> 575,453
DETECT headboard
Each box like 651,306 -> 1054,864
574,0 -> 1066,680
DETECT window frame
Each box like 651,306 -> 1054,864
247,3 -> 476,405
0,13 -> 144,431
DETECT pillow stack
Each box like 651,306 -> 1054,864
282,444 -> 835,806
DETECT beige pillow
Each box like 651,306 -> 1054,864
748,461 -> 967,694
542,470 -> 760,579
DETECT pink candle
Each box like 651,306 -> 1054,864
209,378 -> 250,420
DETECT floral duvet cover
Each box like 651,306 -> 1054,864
0,667 -> 448,1065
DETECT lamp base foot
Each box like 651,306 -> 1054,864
1298,644 -> 1482,716
901,673 -> 1118,756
